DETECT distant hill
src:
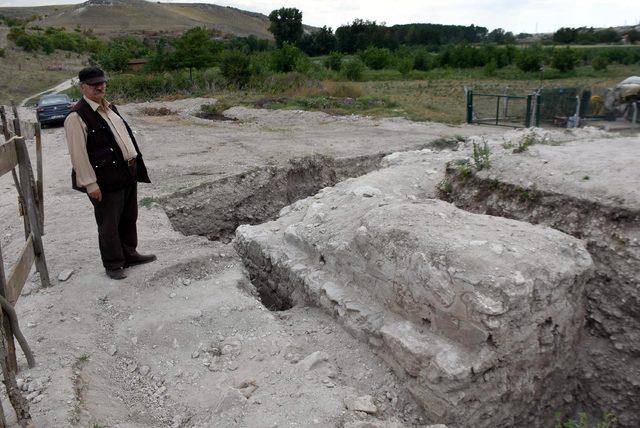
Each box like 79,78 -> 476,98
0,0 -> 282,39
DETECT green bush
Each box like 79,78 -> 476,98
324,51 -> 343,71
342,58 -> 365,81
396,56 -> 414,76
555,411 -> 616,428
413,49 -> 434,71
438,43 -> 484,68
270,42 -> 305,73
551,47 -> 578,72
92,36 -> 149,72
360,46 -> 393,70
103,69 -> 225,102
10,25 -> 104,54
293,54 -> 311,74
305,61 -> 333,80
516,46 -> 544,72
15,34 -> 40,52
483,59 -> 497,76
0,48 -> 4,58
259,72 -> 320,94
591,55 -> 609,71
219,50 -> 252,87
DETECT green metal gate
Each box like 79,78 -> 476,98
466,89 -> 539,128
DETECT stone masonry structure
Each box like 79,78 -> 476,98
235,151 -> 594,427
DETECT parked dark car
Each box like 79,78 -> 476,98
36,94 -> 75,127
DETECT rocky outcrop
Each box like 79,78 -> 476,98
235,151 -> 593,427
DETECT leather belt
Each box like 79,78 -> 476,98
126,158 -> 136,166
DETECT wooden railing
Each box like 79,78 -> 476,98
0,104 -> 51,427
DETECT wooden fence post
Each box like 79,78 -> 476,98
0,104 -> 44,426
11,119 -> 50,290
35,124 -> 44,233
0,215 -> 18,374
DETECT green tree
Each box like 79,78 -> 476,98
551,47 -> 578,72
516,45 -> 544,72
553,27 -> 578,44
268,7 -> 303,48
299,26 -> 337,56
593,28 -> 620,44
171,27 -> 216,80
360,46 -> 393,70
413,48 -> 433,71
270,42 -> 305,73
146,38 -> 170,72
220,50 -> 252,87
487,28 -> 515,44
92,36 -> 149,72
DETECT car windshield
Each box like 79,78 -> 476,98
39,96 -> 70,106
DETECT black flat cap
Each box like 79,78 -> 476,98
78,66 -> 108,85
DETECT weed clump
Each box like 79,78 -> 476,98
509,132 -> 556,153
437,178 -> 453,197
140,106 -> 176,116
472,140 -> 491,170
554,411 -> 616,428
196,102 -> 236,121
455,159 -> 473,180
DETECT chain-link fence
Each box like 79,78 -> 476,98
536,88 -> 580,125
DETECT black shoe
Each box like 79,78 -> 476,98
124,253 -> 157,268
106,268 -> 127,280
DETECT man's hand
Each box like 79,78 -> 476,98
89,188 -> 102,202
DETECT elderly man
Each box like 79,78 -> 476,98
64,66 -> 156,280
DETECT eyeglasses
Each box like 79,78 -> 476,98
82,81 -> 107,87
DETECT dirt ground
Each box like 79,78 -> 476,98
0,100 -> 504,427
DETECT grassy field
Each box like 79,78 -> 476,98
20,54 -> 637,126
199,65 -> 635,124
348,65 -> 635,123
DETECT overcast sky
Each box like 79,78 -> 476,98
1,0 -> 638,34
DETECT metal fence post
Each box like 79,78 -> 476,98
525,95 -> 532,128
466,89 -> 473,124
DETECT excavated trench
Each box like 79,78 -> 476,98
161,153 -> 386,243
440,163 -> 640,428
161,153 -> 387,308
160,145 -> 637,426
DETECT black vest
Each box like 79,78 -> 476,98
71,98 -> 150,193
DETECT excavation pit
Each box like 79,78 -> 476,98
159,134 -> 639,426
161,153 -> 387,243
234,150 -> 594,427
